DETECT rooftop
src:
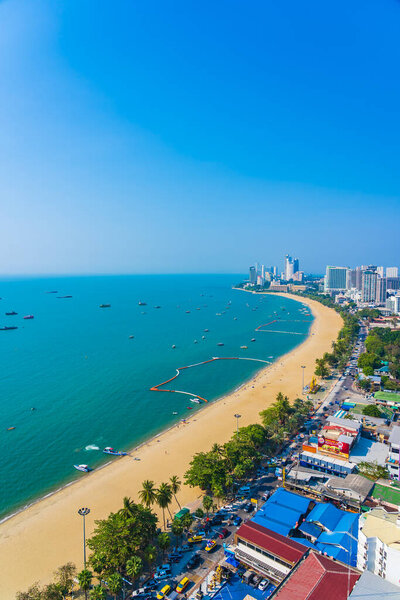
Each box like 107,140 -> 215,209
389,425 -> 400,445
272,551 -> 360,600
252,488 -> 311,537
349,437 -> 389,467
235,521 -> 306,565
325,474 -> 374,500
348,571 -> 400,600
326,416 -> 361,431
360,508 -> 400,550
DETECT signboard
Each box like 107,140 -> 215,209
250,498 -> 258,505
318,435 -> 350,458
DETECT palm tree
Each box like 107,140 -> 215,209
120,496 -> 136,520
170,519 -> 184,545
156,482 -> 173,529
169,475 -> 182,509
202,495 -> 213,517
144,544 -> 157,566
126,556 -> 142,582
138,480 -> 157,508
157,532 -> 171,559
77,569 -> 93,600
89,553 -> 107,585
90,585 -> 107,600
107,573 -> 123,600
211,443 -> 224,457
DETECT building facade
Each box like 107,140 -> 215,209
361,269 -> 378,303
325,266 -> 348,293
387,267 -> 399,278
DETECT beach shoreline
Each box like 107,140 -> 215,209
0,293 -> 342,599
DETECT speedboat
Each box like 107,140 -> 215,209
103,447 -> 127,456
23,315 -> 34,319
190,398 -> 200,404
172,411 -> 178,415
74,464 -> 91,472
129,335 -> 134,339
0,326 -> 18,330
204,328 -> 209,332
240,345 -> 248,349
5,311 -> 17,316
171,344 -> 176,349
154,305 -> 161,309
138,301 -> 147,306
251,338 -> 256,342
217,342 -> 224,346
99,304 -> 111,308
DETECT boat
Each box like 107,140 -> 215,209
99,304 -> 111,308
204,328 -> 209,332
7,427 -> 15,431
57,295 -> 72,299
138,301 -> 147,306
45,291 -> 58,294
233,317 -> 238,320
217,342 -> 224,346
186,406 -> 193,410
74,464 -> 91,472
5,311 -> 17,316
23,315 -> 34,319
0,326 -> 18,330
103,447 -> 127,456
185,310 -> 191,314
190,397 -> 200,404
129,335 -> 134,339
216,313 -> 222,316
196,307 -> 201,310
240,345 -> 248,349
172,411 -> 178,415
251,338 -> 256,342
202,335 -> 205,339
154,305 -> 161,309
171,344 -> 176,349
194,340 -> 198,344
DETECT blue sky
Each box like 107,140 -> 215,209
0,0 -> 399,275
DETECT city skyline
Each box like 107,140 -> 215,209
0,0 -> 399,275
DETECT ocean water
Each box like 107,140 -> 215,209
0,275 -> 313,519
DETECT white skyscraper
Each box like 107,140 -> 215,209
377,266 -> 385,278
284,254 -> 296,281
387,267 -> 399,278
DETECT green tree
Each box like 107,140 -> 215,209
89,553 -> 107,582
90,585 -> 107,600
41,584 -> 63,600
138,480 -> 158,508
315,358 -> 330,378
194,508 -> 204,518
180,512 -> 194,532
357,461 -> 389,481
120,496 -> 136,520
170,519 -> 184,544
144,544 -> 157,566
157,532 -> 171,558
157,482 -> 173,529
169,475 -> 182,509
78,569 -> 93,600
126,556 -> 143,582
107,573 -> 123,600
362,405 -> 382,418
54,563 -> 76,599
363,365 -> 374,377
202,495 -> 213,516
16,585 -> 43,600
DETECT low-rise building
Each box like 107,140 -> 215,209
272,551 -> 360,600
324,473 -> 374,504
234,521 -> 306,584
357,507 -> 400,586
348,570 -> 400,599
387,426 -> 400,480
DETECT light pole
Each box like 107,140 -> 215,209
234,413 -> 241,435
301,365 -> 306,394
78,507 -> 90,569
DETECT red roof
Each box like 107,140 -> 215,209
236,521 -> 306,565
273,551 -> 360,600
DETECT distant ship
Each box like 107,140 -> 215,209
99,304 -> 111,308
138,301 -> 147,306
57,295 -> 72,299
74,464 -> 91,472
45,291 -> 58,294
5,311 -> 17,316
0,326 -> 18,331
23,315 -> 34,319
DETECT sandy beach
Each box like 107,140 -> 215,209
0,294 -> 342,599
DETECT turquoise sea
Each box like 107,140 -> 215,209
0,275 -> 313,519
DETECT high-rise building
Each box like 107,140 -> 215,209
377,266 -> 385,278
293,258 -> 299,274
346,269 -> 357,289
361,269 -> 378,303
324,266 -> 348,292
387,277 -> 400,291
271,266 -> 278,277
387,267 -> 398,278
249,266 -> 256,284
355,267 -> 363,291
284,254 -> 298,281
375,276 -> 387,305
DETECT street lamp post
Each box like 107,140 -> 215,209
234,413 -> 241,435
301,365 -> 306,394
78,507 -> 90,569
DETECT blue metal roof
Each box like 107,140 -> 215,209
291,536 -> 317,549
251,488 -> 311,535
298,521 -> 322,539
306,502 -> 342,530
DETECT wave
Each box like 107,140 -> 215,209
85,444 -> 100,451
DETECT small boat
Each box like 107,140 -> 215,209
0,326 -> 18,330
57,295 -> 73,299
7,426 -> 15,431
186,406 -> 193,410
233,317 -> 238,320
154,305 -> 161,309
129,335 -> 134,339
45,291 -> 58,294
103,447 -> 127,456
138,301 -> 147,306
194,340 -> 198,344
240,345 -> 248,349
190,397 -> 200,404
202,335 -> 205,339
173,411 -> 178,415
99,304 -> 111,308
185,310 -> 191,314
217,342 -> 224,346
251,338 -> 256,342
216,313 -> 222,316
5,311 -> 17,316
196,307 -> 201,310
204,328 -> 209,332
23,315 -> 34,319
172,344 -> 176,349
141,311 -> 147,314
74,464 -> 91,472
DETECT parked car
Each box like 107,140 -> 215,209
211,516 -> 223,525
186,554 -> 201,569
188,534 -> 204,544
232,516 -> 242,526
154,571 -> 169,582
258,580 -> 269,591
251,574 -> 262,588
218,528 -> 229,539
244,503 -> 254,513
176,577 -> 190,593
205,539 -> 217,552
157,585 -> 171,600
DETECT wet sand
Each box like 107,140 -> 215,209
0,294 -> 342,599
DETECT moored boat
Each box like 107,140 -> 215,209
103,447 -> 127,456
74,464 -> 91,472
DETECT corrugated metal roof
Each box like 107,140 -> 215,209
273,551 -> 360,600
348,571 -> 400,599
235,521 -> 306,565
